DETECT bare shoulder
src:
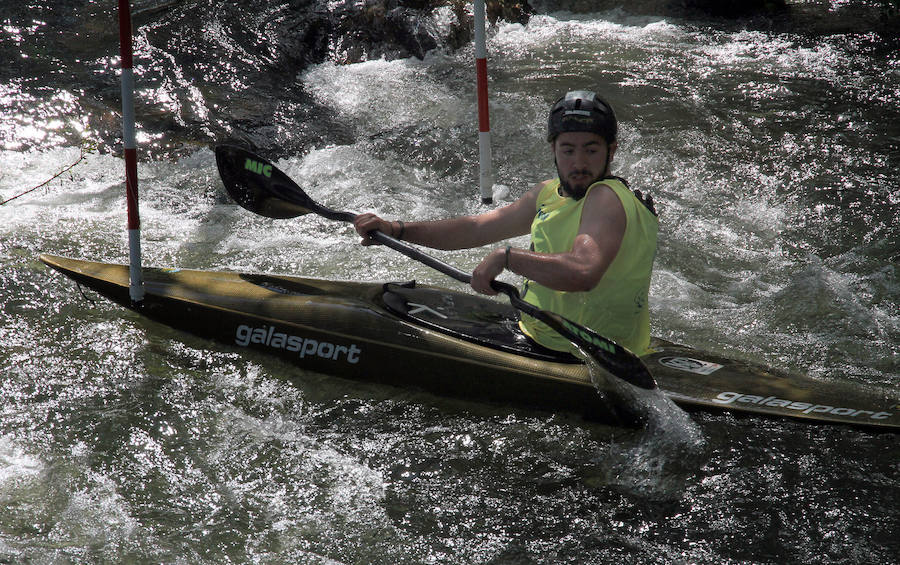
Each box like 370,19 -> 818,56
472,180 -> 550,240
508,179 -> 550,210
586,181 -> 625,210
580,182 -> 626,235
496,180 -> 548,215
523,179 -> 552,201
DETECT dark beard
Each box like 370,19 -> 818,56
559,177 -> 589,200
557,165 -> 601,200
554,148 -> 612,200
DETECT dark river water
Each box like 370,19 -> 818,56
1,1 -> 898,563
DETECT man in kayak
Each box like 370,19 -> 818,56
353,90 -> 659,355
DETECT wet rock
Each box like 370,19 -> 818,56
487,0 -> 535,25
667,0 -> 788,18
328,0 -> 441,63
316,0 -> 536,64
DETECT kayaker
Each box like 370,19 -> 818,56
353,90 -> 659,355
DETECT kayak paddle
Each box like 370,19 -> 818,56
214,144 -> 657,390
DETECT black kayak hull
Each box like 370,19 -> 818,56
40,254 -> 899,430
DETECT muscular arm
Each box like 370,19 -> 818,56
471,182 -> 626,294
354,181 -> 626,296
353,183 -> 542,250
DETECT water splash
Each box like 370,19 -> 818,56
581,352 -> 707,501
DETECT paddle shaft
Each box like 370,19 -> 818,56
319,198 -> 606,364
367,230 -> 470,281
370,230 -> 547,315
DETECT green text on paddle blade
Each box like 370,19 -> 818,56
244,158 -> 272,178
561,319 -> 617,355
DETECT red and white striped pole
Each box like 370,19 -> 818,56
474,0 -> 493,204
118,0 -> 144,303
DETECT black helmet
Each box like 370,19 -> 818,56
547,90 -> 617,144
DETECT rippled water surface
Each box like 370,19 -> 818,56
1,1 -> 898,563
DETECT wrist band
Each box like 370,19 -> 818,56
396,220 -> 405,240
505,245 -> 512,270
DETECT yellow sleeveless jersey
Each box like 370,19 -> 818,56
519,178 -> 658,355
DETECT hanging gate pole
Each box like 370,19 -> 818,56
118,0 -> 144,303
474,0 -> 493,204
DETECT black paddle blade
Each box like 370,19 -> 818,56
497,282 -> 656,390
526,308 -> 656,390
215,145 -> 312,219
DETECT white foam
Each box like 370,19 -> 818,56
301,58 -> 470,132
582,356 -> 706,501
0,435 -> 43,486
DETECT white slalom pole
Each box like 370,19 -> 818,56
474,0 -> 493,204
118,0 -> 144,303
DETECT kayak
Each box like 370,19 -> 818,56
40,254 -> 899,430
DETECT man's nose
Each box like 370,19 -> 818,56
572,149 -> 589,167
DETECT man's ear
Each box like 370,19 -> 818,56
608,141 -> 618,162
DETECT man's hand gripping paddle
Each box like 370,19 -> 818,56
215,144 -> 657,390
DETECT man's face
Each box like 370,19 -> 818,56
552,131 -> 617,197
